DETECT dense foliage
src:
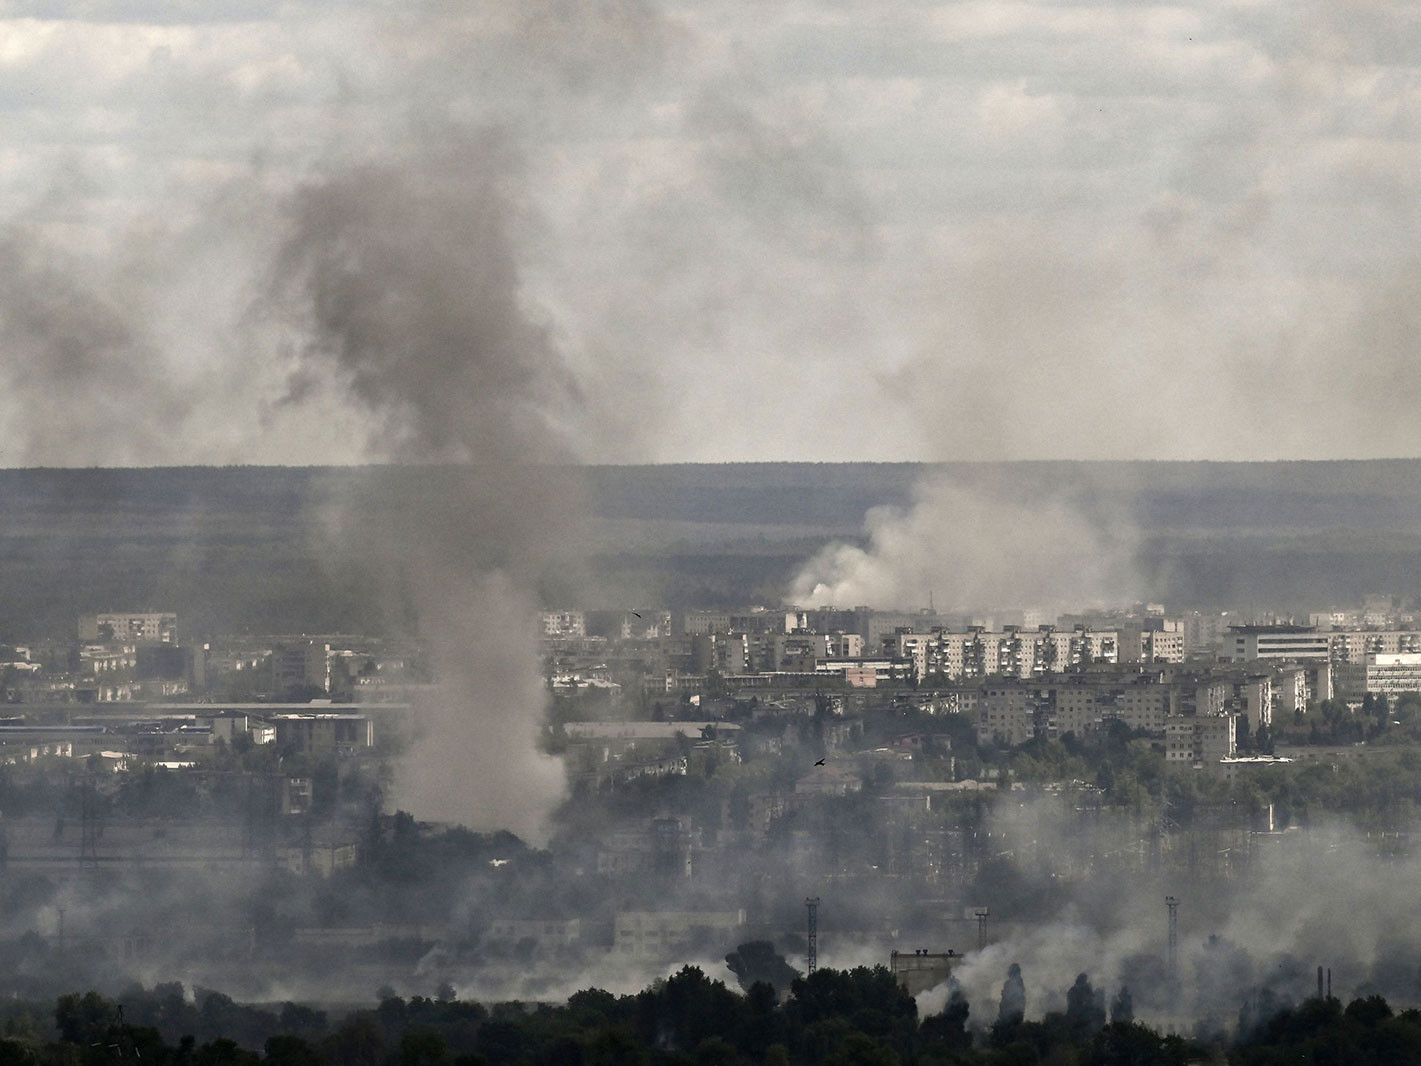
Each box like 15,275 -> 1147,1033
12,967 -> 1421,1066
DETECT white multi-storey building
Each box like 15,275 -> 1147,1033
1228,625 -> 1330,662
1326,630 -> 1421,664
540,611 -> 587,639
1334,652 -> 1421,702
79,612 -> 177,644
895,626 -> 1119,683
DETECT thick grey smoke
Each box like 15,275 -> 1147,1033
0,229 -> 189,466
267,130 -> 586,837
270,137 -> 574,465
789,474 -> 1139,612
3,0 -> 1421,463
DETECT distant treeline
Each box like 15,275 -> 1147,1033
6,461 -> 1421,639
7,966 -> 1421,1065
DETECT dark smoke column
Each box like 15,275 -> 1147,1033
271,133 -> 579,839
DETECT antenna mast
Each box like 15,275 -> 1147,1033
805,897 -> 821,975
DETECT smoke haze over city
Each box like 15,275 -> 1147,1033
6,2 -> 1421,1061
0,0 -> 1419,466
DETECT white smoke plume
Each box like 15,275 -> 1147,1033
789,474 -> 1139,613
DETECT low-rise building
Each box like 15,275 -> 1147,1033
613,909 -> 746,959
280,837 -> 360,878
795,763 -> 863,796
484,918 -> 582,950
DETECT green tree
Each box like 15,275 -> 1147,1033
54,991 -> 120,1046
1065,973 -> 1106,1039
399,1028 -> 451,1066
725,942 -> 800,997
322,1015 -> 384,1066
1110,986 -> 1134,1025
264,1034 -> 324,1066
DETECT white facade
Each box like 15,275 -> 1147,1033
1326,630 -> 1421,664
541,611 -> 587,639
1229,626 -> 1330,662
80,612 -> 177,643
1336,652 -> 1421,701
896,627 -> 1120,683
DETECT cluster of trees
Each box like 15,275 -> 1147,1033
15,963 -> 1421,1065
0,964 -> 1199,1066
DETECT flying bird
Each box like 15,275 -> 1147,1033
815,758 -> 825,766
633,612 -> 642,618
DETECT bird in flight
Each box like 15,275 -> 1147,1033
815,758 -> 825,766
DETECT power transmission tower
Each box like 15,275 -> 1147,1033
805,897 -> 820,975
1165,896 -> 1179,975
974,908 -> 989,951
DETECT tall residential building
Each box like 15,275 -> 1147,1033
1334,653 -> 1421,702
1325,629 -> 1421,664
270,641 -> 331,694
893,625 -> 1119,683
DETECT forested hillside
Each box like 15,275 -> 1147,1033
3,461 -> 1421,638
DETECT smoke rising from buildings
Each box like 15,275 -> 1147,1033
265,127 -> 590,835
4,0 -> 1421,1028
789,474 -> 1139,612
906,797 -> 1421,1039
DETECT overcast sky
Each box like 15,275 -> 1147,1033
1,0 -> 1418,466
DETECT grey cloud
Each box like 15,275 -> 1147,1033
0,227 -> 193,466
0,0 -> 289,23
4,0 -> 1421,467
